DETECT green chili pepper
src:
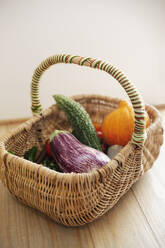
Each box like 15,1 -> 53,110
8,150 -> 15,155
42,157 -> 61,172
24,147 -> 37,162
23,146 -> 61,172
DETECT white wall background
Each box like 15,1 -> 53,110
0,0 -> 164,119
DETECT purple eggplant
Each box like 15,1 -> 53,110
49,130 -> 110,173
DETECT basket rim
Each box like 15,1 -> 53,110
0,94 -> 162,183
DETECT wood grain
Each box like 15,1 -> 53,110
132,109 -> 165,248
0,181 -> 159,248
0,109 -> 164,248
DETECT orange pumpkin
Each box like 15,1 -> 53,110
101,101 -> 150,146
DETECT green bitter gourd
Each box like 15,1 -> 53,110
53,95 -> 102,151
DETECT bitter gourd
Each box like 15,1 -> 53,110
53,95 -> 102,151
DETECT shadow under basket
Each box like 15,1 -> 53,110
0,54 -> 164,226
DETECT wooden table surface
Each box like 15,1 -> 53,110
0,110 -> 165,248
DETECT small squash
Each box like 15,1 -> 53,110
102,101 -> 150,146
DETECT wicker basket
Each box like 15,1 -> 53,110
0,54 -> 163,226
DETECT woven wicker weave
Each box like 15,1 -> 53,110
0,54 -> 163,226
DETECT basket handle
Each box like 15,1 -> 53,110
31,54 -> 146,147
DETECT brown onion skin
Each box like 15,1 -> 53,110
50,131 -> 110,173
